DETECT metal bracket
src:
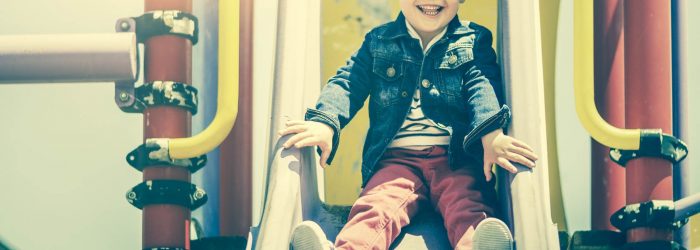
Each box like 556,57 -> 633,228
126,139 -> 207,173
117,81 -> 199,114
113,14 -> 199,114
115,81 -> 146,113
114,18 -> 143,113
126,180 -> 207,210
610,200 -> 689,232
117,10 -> 199,45
610,130 -> 688,166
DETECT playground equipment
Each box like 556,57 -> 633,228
248,0 -> 561,249
0,33 -> 137,83
498,0 -> 560,248
591,0 -> 626,232
574,0 -> 698,248
2,0 -> 699,249
672,0 -> 691,247
0,0 -> 238,248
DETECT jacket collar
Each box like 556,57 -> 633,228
378,12 -> 465,41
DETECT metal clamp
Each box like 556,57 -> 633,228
610,130 -> 688,166
117,81 -> 199,114
126,180 -> 207,210
115,81 -> 146,113
117,10 -> 199,44
126,139 -> 207,173
610,200 -> 689,232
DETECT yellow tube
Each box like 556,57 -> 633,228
167,0 -> 239,159
573,0 -> 639,150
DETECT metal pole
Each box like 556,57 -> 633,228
220,0 -> 253,238
672,0 -> 689,247
0,33 -> 137,83
623,0 -> 674,243
592,0 -> 625,231
142,0 -> 193,248
675,193 -> 700,222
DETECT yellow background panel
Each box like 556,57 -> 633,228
693,215 -> 699,249
539,0 -> 567,231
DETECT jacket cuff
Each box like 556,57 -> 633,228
305,108 -> 341,165
462,105 -> 511,159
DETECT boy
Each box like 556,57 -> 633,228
280,0 -> 538,249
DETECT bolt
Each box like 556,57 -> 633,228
120,21 -> 131,31
119,92 -> 129,102
193,189 -> 205,200
127,191 -> 137,200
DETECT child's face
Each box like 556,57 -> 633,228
400,0 -> 461,35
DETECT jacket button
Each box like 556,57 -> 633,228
386,67 -> 396,78
401,91 -> 409,97
448,54 -> 458,64
421,79 -> 431,88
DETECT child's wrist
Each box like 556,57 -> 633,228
481,128 -> 504,145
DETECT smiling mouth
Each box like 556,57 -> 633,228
416,5 -> 444,16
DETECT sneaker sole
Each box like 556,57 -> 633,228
290,222 -> 330,250
473,218 -> 513,250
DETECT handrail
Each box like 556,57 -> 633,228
573,0 -> 643,150
0,33 -> 137,83
149,0 -> 239,159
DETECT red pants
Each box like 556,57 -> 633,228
335,146 -> 497,250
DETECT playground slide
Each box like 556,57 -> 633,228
498,0 -> 560,249
249,0 -> 561,248
247,0 -> 451,248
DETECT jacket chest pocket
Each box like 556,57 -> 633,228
370,57 -> 405,107
434,45 -> 474,110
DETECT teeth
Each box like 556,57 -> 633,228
417,5 -> 442,16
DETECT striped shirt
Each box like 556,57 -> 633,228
388,21 -> 452,149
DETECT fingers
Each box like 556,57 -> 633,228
483,162 -> 493,182
509,145 -> 538,161
506,151 -> 535,168
294,136 -> 324,148
497,157 -> 518,173
278,124 -> 309,136
285,120 -> 306,126
512,138 -> 535,153
319,145 -> 331,168
283,132 -> 312,148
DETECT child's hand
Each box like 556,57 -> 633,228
278,120 -> 335,167
481,129 -> 538,181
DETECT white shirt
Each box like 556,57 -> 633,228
388,21 -> 452,149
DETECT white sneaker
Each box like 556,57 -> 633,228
290,221 -> 334,250
473,218 -> 514,250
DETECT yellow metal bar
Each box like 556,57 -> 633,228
167,0 -> 239,158
573,0 -> 639,150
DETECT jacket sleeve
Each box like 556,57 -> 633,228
461,27 -> 511,158
305,32 -> 374,165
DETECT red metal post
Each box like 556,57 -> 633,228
219,0 -> 253,237
592,0 -> 625,231
624,0 -> 674,243
143,0 -> 193,248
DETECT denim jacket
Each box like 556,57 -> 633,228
305,13 -> 511,186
